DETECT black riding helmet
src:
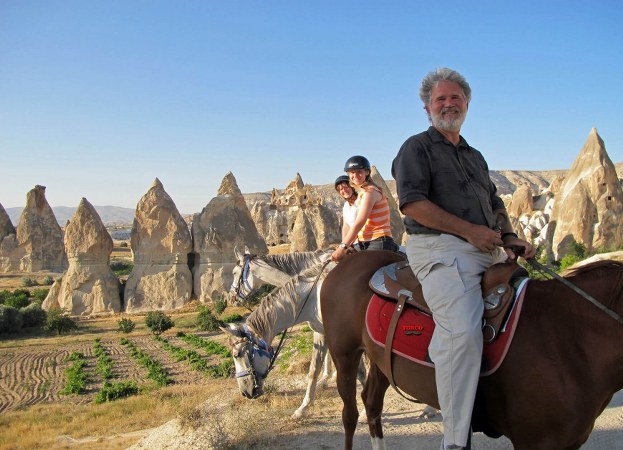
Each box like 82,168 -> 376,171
334,175 -> 350,190
343,155 -> 371,172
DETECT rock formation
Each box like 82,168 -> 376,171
0,185 -> 67,273
370,166 -> 406,244
549,128 -> 623,258
0,203 -> 17,272
192,172 -> 268,302
507,184 -> 534,220
124,179 -> 193,312
249,173 -> 341,250
42,198 -> 121,315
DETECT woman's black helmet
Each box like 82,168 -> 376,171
334,175 -> 350,190
344,155 -> 371,172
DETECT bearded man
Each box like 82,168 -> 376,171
391,67 -> 535,450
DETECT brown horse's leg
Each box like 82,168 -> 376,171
361,362 -> 389,450
334,350 -> 363,450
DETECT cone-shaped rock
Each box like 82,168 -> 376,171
192,172 -> 267,302
5,185 -> 68,272
370,166 -> 406,244
550,128 -> 623,258
42,198 -> 121,315
0,203 -> 16,240
290,208 -> 317,251
124,179 -> 193,312
507,184 -> 534,219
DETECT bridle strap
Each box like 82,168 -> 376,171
263,259 -> 332,378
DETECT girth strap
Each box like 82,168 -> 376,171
383,290 -> 423,404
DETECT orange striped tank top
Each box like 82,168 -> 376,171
357,186 -> 392,242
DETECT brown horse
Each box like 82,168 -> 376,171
320,250 -> 623,450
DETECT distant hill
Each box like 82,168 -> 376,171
5,164 -> 622,227
6,205 -> 136,227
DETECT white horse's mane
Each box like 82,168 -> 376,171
253,251 -> 330,276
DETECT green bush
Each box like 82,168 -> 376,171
20,303 -> 47,328
0,305 -> 24,333
196,306 -> 223,332
31,288 -> 50,305
45,308 -> 78,335
110,261 -> 133,277
117,318 -> 136,333
62,352 -> 88,395
220,313 -> 243,323
95,380 -> 138,404
21,277 -> 37,287
43,276 -> 55,286
213,297 -> 227,316
145,311 -> 174,336
0,289 -> 11,304
4,292 -> 29,309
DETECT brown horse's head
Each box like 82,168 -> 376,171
221,323 -> 273,399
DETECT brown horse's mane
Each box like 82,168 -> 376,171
561,259 -> 623,310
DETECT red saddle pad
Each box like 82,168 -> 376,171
365,281 -> 528,376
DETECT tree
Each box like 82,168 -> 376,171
117,317 -> 135,333
44,308 -> 78,335
145,311 -> 174,336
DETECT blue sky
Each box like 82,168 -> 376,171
1,1 -> 622,214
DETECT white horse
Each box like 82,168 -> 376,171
227,246 -> 438,420
223,261 -> 345,419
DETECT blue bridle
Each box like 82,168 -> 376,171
231,255 -> 255,300
233,324 -> 275,382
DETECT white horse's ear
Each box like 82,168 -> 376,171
220,323 -> 243,337
234,246 -> 244,262
244,245 -> 251,255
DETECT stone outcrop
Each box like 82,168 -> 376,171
507,184 -> 534,219
192,172 -> 268,302
249,173 -> 341,249
0,203 -> 17,272
124,179 -> 193,312
370,166 -> 406,244
0,185 -> 67,273
42,198 -> 121,315
549,128 -> 623,258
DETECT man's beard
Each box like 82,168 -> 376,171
430,107 -> 466,132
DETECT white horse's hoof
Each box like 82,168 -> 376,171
291,407 -> 308,420
417,405 -> 440,419
358,410 -> 368,423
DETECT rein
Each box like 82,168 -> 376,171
263,258 -> 332,378
523,256 -> 623,326
504,244 -> 623,325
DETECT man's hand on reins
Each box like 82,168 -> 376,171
502,237 -> 536,260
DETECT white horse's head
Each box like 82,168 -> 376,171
221,323 -> 273,399
230,246 -> 259,302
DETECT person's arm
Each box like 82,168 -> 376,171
341,221 -> 351,243
331,189 -> 380,261
494,209 -> 537,259
401,199 -> 503,253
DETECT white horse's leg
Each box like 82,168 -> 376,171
292,332 -> 326,419
370,437 -> 387,450
319,336 -> 333,387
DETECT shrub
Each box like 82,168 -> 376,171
95,380 -> 138,404
213,297 -> 227,316
221,313 -> 243,323
0,305 -> 24,333
110,261 -> 133,277
45,308 -> 78,335
0,289 -> 10,304
196,306 -> 223,332
21,277 -> 37,287
43,276 -> 55,286
20,303 -> 47,328
145,311 -> 174,336
117,317 -> 136,333
560,254 -> 581,272
62,352 -> 88,395
4,292 -> 29,309
31,288 -> 50,305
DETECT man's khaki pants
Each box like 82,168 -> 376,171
407,234 -> 493,448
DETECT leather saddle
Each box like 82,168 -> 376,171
369,259 -> 529,401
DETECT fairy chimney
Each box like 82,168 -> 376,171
192,172 -> 268,302
290,208 -> 317,252
0,203 -> 18,272
124,179 -> 193,312
370,166 -> 406,244
9,185 -> 68,272
507,184 -> 534,220
550,128 -> 623,258
42,198 -> 121,315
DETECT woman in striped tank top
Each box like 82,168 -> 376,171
331,155 -> 399,262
